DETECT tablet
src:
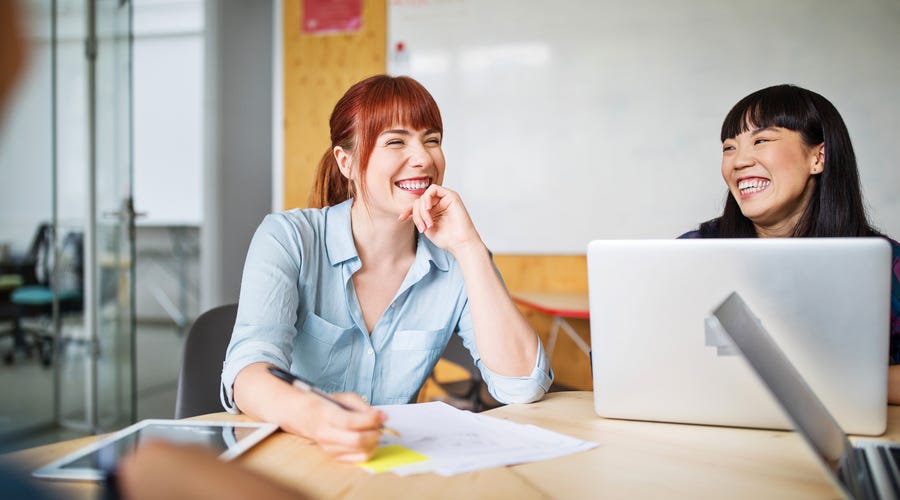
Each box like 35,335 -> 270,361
33,419 -> 279,481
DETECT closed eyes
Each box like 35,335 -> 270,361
383,136 -> 441,147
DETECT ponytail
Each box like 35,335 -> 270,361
308,148 -> 352,209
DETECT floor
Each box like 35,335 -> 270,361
0,320 -> 185,454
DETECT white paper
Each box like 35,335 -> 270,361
375,401 -> 597,475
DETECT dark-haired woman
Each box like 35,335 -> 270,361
220,75 -> 552,462
681,84 -> 900,403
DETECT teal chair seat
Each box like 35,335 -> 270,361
2,224 -> 83,367
11,286 -> 81,306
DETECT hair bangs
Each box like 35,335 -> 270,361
719,85 -> 818,143
358,77 -> 442,139
389,80 -> 443,134
356,77 -> 442,176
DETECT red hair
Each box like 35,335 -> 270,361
308,75 -> 443,208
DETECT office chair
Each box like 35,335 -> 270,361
0,275 -> 24,359
427,333 -> 500,412
1,224 -> 83,366
174,303 -> 237,419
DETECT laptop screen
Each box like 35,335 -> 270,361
713,291 -> 880,500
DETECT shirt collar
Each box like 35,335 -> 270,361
324,199 -> 358,266
324,198 -> 450,273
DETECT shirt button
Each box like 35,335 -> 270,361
361,395 -> 368,402
367,348 -> 374,355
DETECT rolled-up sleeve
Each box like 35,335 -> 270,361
456,300 -> 553,405
220,214 -> 304,413
478,337 -> 553,404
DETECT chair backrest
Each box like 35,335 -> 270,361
24,223 -> 52,286
174,303 -> 237,419
430,333 -> 500,412
21,223 -> 83,294
440,333 -> 479,379
56,230 -> 83,294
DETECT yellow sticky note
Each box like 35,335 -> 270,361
358,444 -> 430,473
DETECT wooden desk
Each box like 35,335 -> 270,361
512,292 -> 590,360
5,392 -> 897,499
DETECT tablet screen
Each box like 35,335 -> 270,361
34,419 -> 278,481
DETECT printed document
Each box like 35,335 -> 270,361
359,401 -> 597,475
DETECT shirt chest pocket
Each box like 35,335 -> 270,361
295,312 -> 355,392
392,328 -> 448,351
386,328 -> 449,402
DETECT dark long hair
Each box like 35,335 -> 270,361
308,75 -> 443,208
700,84 -> 878,238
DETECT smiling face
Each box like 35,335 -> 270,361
721,126 -> 824,236
339,125 -> 445,218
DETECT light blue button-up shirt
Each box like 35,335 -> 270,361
220,199 -> 552,411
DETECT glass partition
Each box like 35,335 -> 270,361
93,0 -> 136,431
0,0 -> 57,443
0,0 -> 135,450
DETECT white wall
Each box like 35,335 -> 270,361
133,0 -> 204,226
389,0 -> 900,253
201,0 -> 273,311
132,0 -> 204,321
0,3 -> 82,255
0,40 -> 54,254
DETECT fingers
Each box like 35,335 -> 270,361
328,393 -> 387,429
409,191 -> 431,233
305,393 -> 386,461
418,186 -> 441,229
317,426 -> 383,462
400,186 -> 480,255
398,186 -> 441,229
410,184 -> 448,232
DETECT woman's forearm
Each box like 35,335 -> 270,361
233,363 -> 309,432
451,240 -> 539,376
232,362 -> 385,462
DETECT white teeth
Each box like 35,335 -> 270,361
738,178 -> 770,194
396,179 -> 431,191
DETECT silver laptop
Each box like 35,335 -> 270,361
587,238 -> 891,435
713,292 -> 897,500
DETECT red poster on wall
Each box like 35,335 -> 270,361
302,0 -> 362,34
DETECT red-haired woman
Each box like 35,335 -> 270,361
220,75 -> 552,462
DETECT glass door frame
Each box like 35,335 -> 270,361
83,0 -> 137,433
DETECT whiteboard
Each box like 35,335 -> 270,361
388,0 -> 900,253
132,1 -> 204,226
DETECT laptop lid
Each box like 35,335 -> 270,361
712,292 -> 878,500
587,238 -> 891,435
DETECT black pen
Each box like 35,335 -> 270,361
267,366 -> 400,437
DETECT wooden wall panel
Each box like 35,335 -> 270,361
495,255 -> 592,390
282,0 -> 387,210
493,255 -> 587,293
